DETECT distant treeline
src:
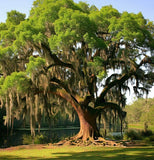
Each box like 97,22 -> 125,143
125,98 -> 154,125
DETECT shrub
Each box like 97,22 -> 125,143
113,135 -> 123,140
34,134 -> 49,144
143,137 -> 150,143
140,129 -> 153,137
123,130 -> 142,140
149,135 -> 154,141
142,133 -> 154,143
123,129 -> 154,141
23,133 -> 51,145
22,132 -> 61,145
22,134 -> 33,145
107,134 -> 123,140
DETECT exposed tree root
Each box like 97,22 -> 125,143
55,136 -> 124,147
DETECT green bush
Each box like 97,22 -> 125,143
23,134 -> 33,145
113,135 -> 123,140
140,129 -> 153,137
149,135 -> 154,141
34,134 -> 49,144
123,129 -> 154,141
23,133 -> 50,145
143,137 -> 151,143
141,133 -> 154,143
123,130 -> 142,140
107,134 -> 123,140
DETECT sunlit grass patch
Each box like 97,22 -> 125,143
0,145 -> 154,160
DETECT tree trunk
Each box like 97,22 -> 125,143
74,106 -> 100,141
52,89 -> 100,141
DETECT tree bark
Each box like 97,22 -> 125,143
74,106 -> 100,141
51,88 -> 100,141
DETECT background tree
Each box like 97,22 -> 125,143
0,0 -> 154,141
125,98 -> 154,125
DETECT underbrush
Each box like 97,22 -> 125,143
123,129 -> 154,142
106,134 -> 123,140
23,132 -> 60,145
106,129 -> 154,142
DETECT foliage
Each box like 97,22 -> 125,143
149,135 -> 154,141
88,56 -> 107,80
6,10 -> 26,26
22,134 -> 33,145
34,134 -> 49,144
123,129 -> 142,140
125,98 -> 154,125
109,12 -> 147,43
1,72 -> 31,94
0,0 -> 154,140
23,133 -> 50,145
26,56 -> 46,76
123,129 -> 154,141
140,129 -> 153,137
107,134 -> 123,140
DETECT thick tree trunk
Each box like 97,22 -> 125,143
74,106 -> 100,141
52,89 -> 100,141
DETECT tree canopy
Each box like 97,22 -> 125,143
0,0 -> 154,140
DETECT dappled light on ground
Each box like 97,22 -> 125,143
0,146 -> 154,160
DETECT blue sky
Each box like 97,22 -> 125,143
0,0 -> 154,22
75,0 -> 154,21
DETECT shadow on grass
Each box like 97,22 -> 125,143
0,147 -> 154,160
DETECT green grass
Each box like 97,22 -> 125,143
128,123 -> 154,131
0,145 -> 154,160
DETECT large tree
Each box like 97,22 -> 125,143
0,0 -> 154,141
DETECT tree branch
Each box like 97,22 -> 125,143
50,88 -> 79,111
50,77 -> 82,105
95,102 -> 126,120
96,72 -> 132,105
41,43 -> 75,71
96,54 -> 154,105
139,56 -> 154,67
50,77 -> 71,94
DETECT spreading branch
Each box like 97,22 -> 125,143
96,72 -> 132,105
95,102 -> 126,120
41,43 -> 75,71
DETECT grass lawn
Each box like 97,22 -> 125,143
0,145 -> 154,160
128,124 -> 154,131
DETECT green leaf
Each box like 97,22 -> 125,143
26,56 -> 46,76
2,72 -> 31,94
